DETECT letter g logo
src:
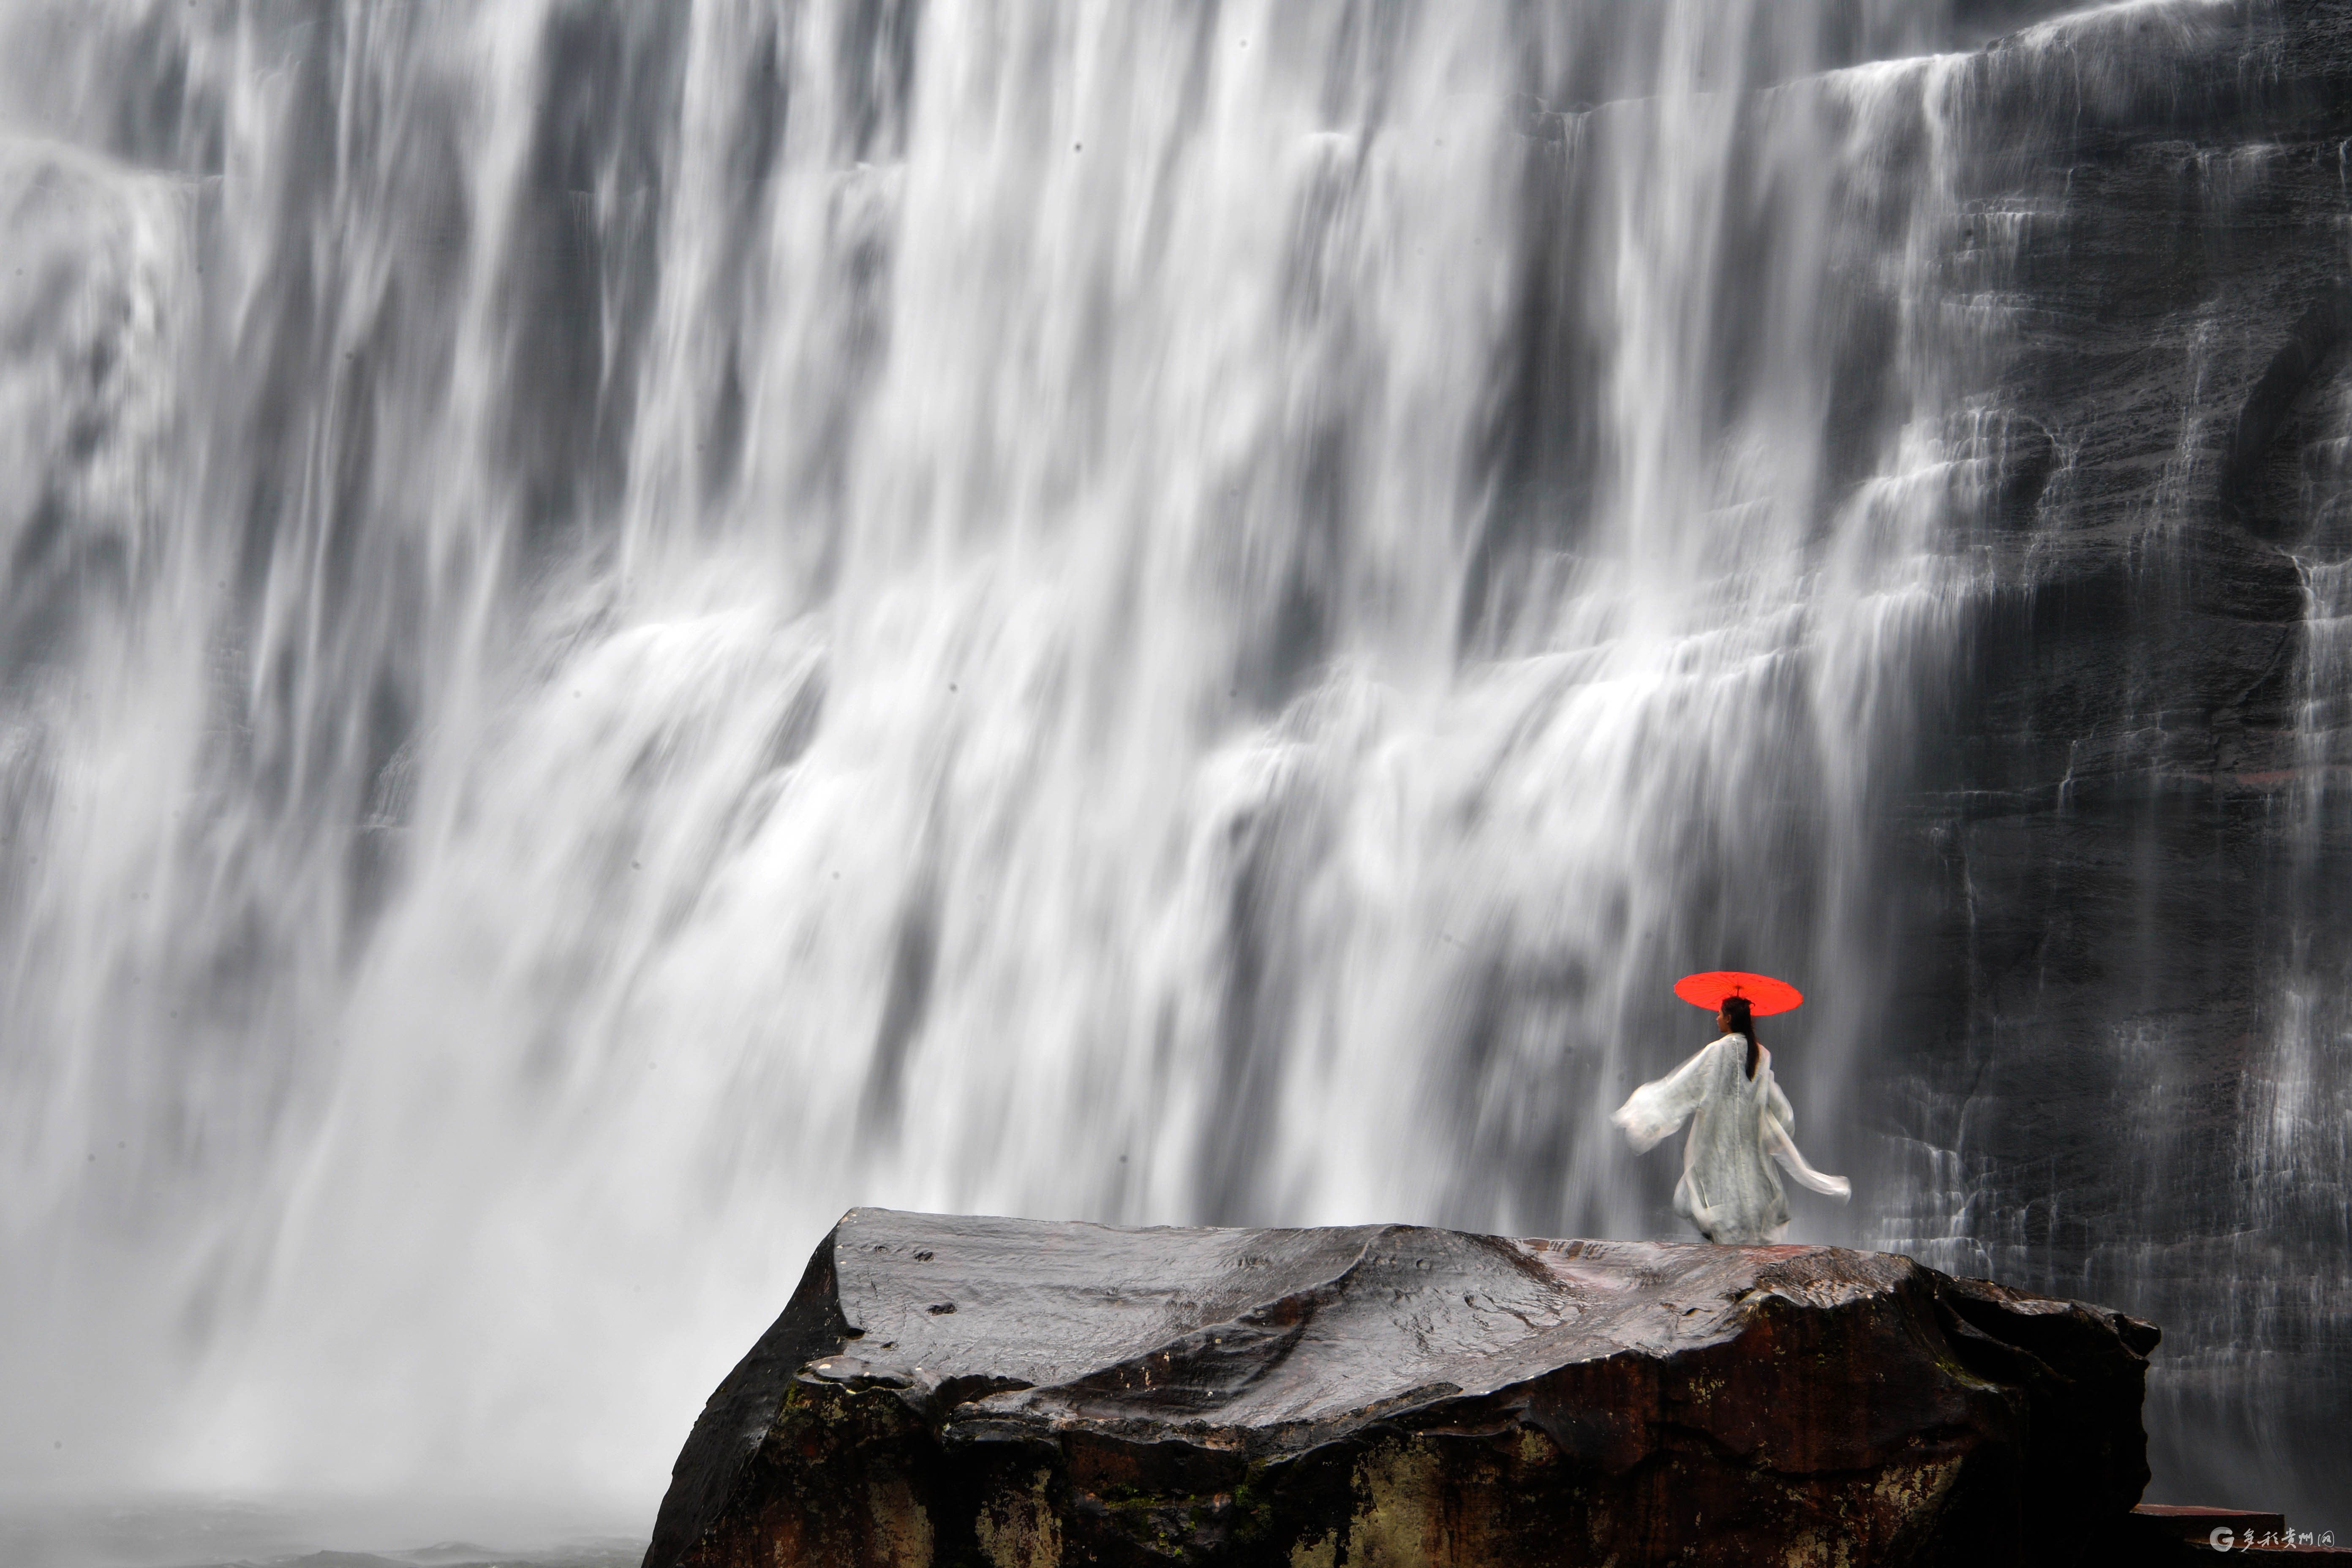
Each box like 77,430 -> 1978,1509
2209,1527 -> 2235,1552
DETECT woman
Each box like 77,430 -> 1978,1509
1612,994 -> 1850,1244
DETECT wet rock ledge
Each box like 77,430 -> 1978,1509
642,1209 -> 2161,1568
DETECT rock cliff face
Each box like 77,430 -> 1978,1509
1475,0 -> 2352,1517
1852,0 -> 2352,1516
642,1210 -> 2160,1568
988,0 -> 2352,1523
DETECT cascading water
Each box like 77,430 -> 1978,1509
0,0 -> 2344,1555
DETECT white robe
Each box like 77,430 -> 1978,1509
1611,1032 -> 1850,1244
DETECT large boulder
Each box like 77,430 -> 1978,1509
641,1209 -> 2160,1568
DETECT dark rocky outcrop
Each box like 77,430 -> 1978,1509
643,1209 -> 2159,1568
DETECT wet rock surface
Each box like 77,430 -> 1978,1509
1485,0 -> 2352,1518
642,1209 -> 2159,1568
1864,0 -> 2352,1515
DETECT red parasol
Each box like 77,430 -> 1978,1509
1673,970 -> 1804,1016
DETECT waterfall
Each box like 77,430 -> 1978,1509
0,0 -> 2341,1539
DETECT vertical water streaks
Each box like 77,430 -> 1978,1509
0,0 -> 2336,1528
1859,0 -> 2350,1522
2185,400 -> 2352,1507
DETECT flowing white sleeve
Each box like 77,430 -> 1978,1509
1767,1075 -> 1795,1134
1761,1109 -> 1851,1200
1612,1042 -> 1718,1154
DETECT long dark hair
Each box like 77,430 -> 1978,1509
1720,995 -> 1760,1078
